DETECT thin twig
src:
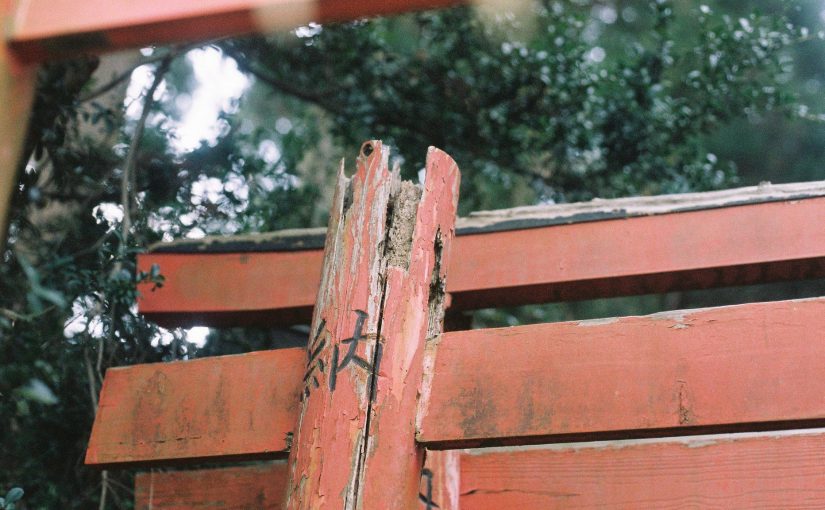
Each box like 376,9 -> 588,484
83,346 -> 98,410
98,470 -> 109,510
120,56 -> 172,248
77,40 -> 218,104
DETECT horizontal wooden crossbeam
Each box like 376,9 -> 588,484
459,431 -> 825,509
135,463 -> 288,509
133,430 -> 825,509
418,297 -> 825,447
85,348 -> 304,466
137,181 -> 825,328
8,0 -> 465,62
87,296 -> 825,466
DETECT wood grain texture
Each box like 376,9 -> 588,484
9,0 -> 465,62
419,297 -> 825,448
89,297 -> 825,466
422,450 -> 460,510
137,195 -> 825,328
460,432 -> 825,509
85,348 -> 304,466
284,141 -> 397,509
357,148 -> 460,508
134,463 -> 287,509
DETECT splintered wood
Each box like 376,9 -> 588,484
284,141 -> 460,509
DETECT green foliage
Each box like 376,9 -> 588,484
0,487 -> 24,510
223,1 -> 812,212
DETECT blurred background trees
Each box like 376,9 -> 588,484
2,1 -> 824,507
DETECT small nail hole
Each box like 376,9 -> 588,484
361,142 -> 375,158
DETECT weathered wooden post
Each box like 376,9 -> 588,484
284,140 -> 460,509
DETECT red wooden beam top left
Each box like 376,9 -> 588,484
8,0 -> 465,62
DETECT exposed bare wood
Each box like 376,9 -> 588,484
284,141 -> 397,508
357,148 -> 460,508
284,142 -> 460,509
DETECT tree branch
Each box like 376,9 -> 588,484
120,56 -> 172,247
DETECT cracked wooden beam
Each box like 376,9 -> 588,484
284,142 -> 460,509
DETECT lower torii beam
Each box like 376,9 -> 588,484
284,141 -> 460,509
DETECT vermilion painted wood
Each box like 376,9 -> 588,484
0,0 -> 36,252
138,250 -> 322,327
136,196 -> 825,328
88,297 -> 825,466
130,432 -> 825,509
9,0 -> 465,62
285,141 -> 396,509
422,450 -> 461,510
85,348 -> 304,466
418,297 -> 825,448
358,148 -> 460,508
134,463 -> 287,509
459,432 -> 825,509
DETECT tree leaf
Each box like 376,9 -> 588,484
17,379 -> 59,405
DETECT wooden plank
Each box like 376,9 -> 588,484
88,297 -> 825,465
418,297 -> 825,448
459,431 -> 825,509
137,187 -> 825,328
284,141 -> 398,508
357,148 -> 459,507
85,348 -> 304,466
284,142 -> 459,508
8,0 -> 465,62
134,462 -> 287,509
0,1 -> 37,251
133,431 -> 825,509
421,450 -> 460,510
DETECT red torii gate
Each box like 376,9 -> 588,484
6,1 -> 825,507
84,138 -> 825,508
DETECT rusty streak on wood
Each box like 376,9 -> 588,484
8,0 -> 466,63
284,142 -> 459,509
134,462 -> 287,509
85,348 -> 304,466
459,431 -> 825,509
418,298 -> 825,448
136,193 -> 825,328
